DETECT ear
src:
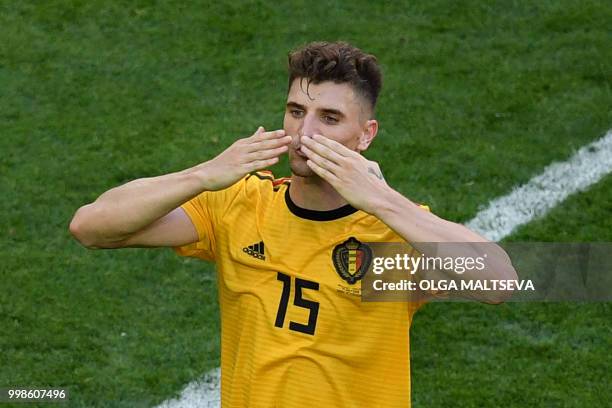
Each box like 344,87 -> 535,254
357,119 -> 378,152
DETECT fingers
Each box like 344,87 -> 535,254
301,144 -> 340,174
250,127 -> 287,143
305,158 -> 340,184
247,156 -> 280,172
240,127 -> 290,166
244,127 -> 292,155
309,134 -> 360,158
248,135 -> 292,152
247,145 -> 289,161
301,135 -> 345,165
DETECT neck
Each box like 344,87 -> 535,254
289,174 -> 348,210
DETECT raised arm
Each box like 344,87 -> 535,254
69,127 -> 291,249
300,134 -> 518,304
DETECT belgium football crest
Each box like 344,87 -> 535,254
332,237 -> 372,285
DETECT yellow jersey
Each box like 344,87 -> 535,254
175,171 -> 427,407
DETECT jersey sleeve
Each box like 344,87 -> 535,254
173,177 -> 246,261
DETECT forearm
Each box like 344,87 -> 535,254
70,127 -> 290,248
295,133 -> 517,303
70,163 -> 208,246
374,188 -> 518,302
375,188 -> 487,243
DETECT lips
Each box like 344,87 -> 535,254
295,146 -> 306,158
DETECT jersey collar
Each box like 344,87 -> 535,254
284,186 -> 358,221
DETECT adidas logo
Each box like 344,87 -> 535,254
243,241 -> 265,260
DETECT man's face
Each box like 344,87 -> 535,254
283,78 -> 376,177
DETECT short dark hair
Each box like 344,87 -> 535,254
287,41 -> 382,114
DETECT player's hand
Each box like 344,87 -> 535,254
300,134 -> 393,214
198,127 -> 291,191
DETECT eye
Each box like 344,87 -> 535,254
323,115 -> 339,124
290,109 -> 304,118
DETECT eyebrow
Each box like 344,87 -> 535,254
286,101 -> 346,118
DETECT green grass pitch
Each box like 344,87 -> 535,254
1,1 -> 611,406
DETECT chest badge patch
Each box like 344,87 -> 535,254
332,237 -> 373,285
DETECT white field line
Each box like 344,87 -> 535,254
466,130 -> 612,241
154,129 -> 612,408
155,368 -> 220,408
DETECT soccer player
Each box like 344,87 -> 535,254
70,41 -> 517,407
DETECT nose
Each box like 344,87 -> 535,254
299,113 -> 319,139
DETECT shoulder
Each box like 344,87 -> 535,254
350,202 -> 431,241
205,171 -> 289,211
418,203 -> 431,212
244,170 -> 291,193
205,171 -> 290,204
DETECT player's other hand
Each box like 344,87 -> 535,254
196,127 -> 291,191
300,133 -> 392,215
